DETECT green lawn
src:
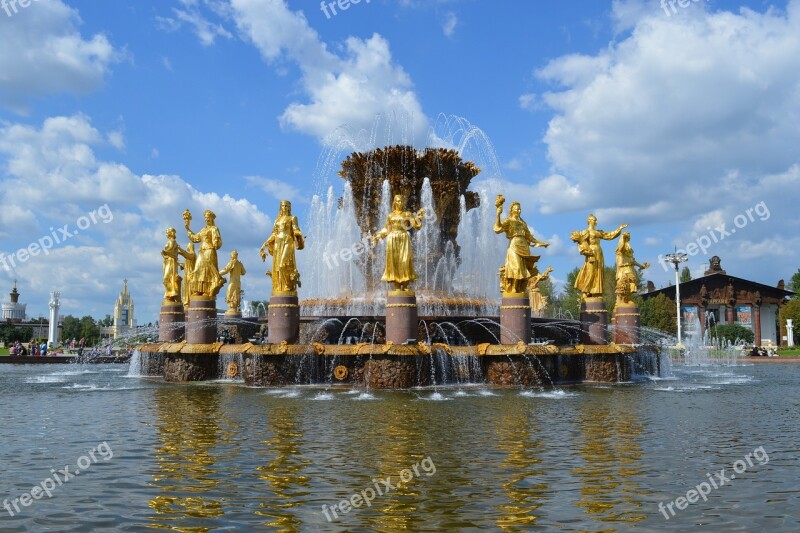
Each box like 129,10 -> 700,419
777,348 -> 800,357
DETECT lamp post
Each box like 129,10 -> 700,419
664,251 -> 688,348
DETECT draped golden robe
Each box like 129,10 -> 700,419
378,211 -> 418,284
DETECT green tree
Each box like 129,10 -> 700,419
640,293 -> 677,335
0,323 -> 32,344
553,267 -> 581,319
711,324 -> 754,345
779,298 -> 800,341
79,316 -> 100,344
61,315 -> 81,341
99,314 -> 113,327
680,266 -> 692,283
788,268 -> 800,295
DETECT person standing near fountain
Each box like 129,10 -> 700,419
571,214 -> 627,344
613,232 -> 649,344
220,250 -> 246,317
493,195 -> 549,343
372,194 -> 425,344
159,227 -> 186,342
261,200 -> 304,343
183,209 -> 225,344
373,194 -> 425,292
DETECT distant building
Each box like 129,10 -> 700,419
2,281 -> 27,322
642,256 -> 795,346
101,280 -> 135,340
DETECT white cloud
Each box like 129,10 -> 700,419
534,1 -> 800,224
0,114 -> 275,320
0,0 -> 115,113
442,12 -> 458,37
245,176 -> 302,204
230,0 -> 428,145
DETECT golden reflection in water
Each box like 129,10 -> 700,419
361,399 -> 426,532
494,402 -> 547,530
254,405 -> 311,532
572,398 -> 648,524
148,387 -> 227,531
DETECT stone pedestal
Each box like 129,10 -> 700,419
268,293 -> 299,344
500,293 -> 531,344
186,297 -> 218,344
386,291 -> 418,345
613,302 -> 640,345
580,297 -> 608,345
159,302 -> 185,342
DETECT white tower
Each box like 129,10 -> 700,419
48,291 -> 60,347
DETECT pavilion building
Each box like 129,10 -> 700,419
642,256 -> 795,346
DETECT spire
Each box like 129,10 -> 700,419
10,280 -> 19,303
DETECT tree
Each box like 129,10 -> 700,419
711,324 -> 754,346
680,266 -> 692,283
779,298 -> 800,341
552,267 -> 581,319
788,268 -> 800,296
79,316 -> 100,344
640,293 -> 677,335
61,315 -> 81,341
99,314 -> 113,327
0,323 -> 32,344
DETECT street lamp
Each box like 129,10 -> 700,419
664,250 -> 688,348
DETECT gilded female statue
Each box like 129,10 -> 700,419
220,250 -> 246,313
572,214 -> 627,299
493,195 -> 549,294
184,209 -> 225,299
179,241 -> 196,309
614,232 -> 649,304
161,227 -> 182,303
261,200 -> 304,294
372,194 -> 424,292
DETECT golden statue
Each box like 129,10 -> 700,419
184,209 -> 225,299
571,214 -> 627,299
161,227 -> 183,304
615,232 -> 649,304
493,195 -> 549,295
178,241 -> 196,309
220,250 -> 246,314
261,200 -> 304,294
528,266 -> 554,317
372,194 -> 424,292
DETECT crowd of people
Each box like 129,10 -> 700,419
7,337 -> 88,357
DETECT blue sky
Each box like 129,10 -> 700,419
1,0 -> 799,321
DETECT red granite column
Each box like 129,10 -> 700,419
186,296 -> 218,344
500,293 -> 531,345
386,290 -> 418,344
581,297 -> 608,345
159,302 -> 185,342
268,292 -> 300,344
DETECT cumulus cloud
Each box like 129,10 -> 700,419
156,0 -> 234,46
0,114 -> 280,319
0,0 -> 115,113
230,0 -> 428,145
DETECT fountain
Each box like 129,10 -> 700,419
138,145 -> 664,388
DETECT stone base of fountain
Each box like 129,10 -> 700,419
159,303 -> 185,342
500,293 -> 531,344
581,298 -> 609,345
268,293 -> 300,344
186,297 -> 218,344
613,303 -> 640,345
137,341 -> 662,387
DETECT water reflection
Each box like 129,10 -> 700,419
494,402 -> 547,530
572,396 -> 648,524
255,404 -> 312,532
148,387 -> 227,529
